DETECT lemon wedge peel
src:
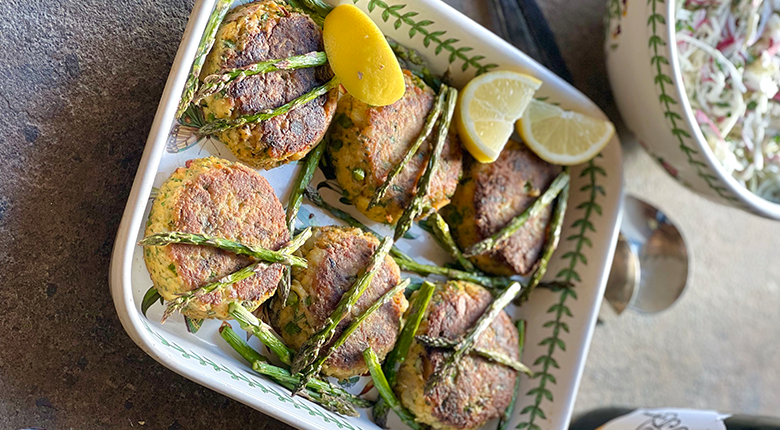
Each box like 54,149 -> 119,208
517,100 -> 615,166
323,4 -> 405,106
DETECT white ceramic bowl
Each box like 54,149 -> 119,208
605,0 -> 780,219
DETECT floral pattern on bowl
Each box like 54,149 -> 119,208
605,0 -> 780,218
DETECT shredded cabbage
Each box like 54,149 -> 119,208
677,0 -> 780,203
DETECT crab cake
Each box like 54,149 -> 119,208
143,157 -> 289,320
395,281 -> 519,430
269,226 -> 408,379
443,141 -> 562,276
200,0 -> 338,170
327,70 -> 463,224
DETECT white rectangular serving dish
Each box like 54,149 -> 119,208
109,1 -> 623,429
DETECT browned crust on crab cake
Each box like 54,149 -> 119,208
200,0 -> 338,170
269,226 -> 408,379
395,281 -> 519,430
443,140 -> 562,276
143,157 -> 289,320
327,70 -> 463,224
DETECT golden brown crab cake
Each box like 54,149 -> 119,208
395,281 -> 519,430
200,0 -> 338,170
269,226 -> 408,379
443,140 -> 562,276
143,157 -> 289,320
327,70 -> 463,224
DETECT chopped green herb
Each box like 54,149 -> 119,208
335,113 -> 354,129
287,291 -> 300,307
284,321 -> 302,335
351,168 -> 366,181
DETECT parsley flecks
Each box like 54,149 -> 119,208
284,321 -> 302,335
335,113 -> 354,129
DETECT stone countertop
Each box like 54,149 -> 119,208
0,0 -> 777,429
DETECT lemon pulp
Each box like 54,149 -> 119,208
455,70 -> 542,163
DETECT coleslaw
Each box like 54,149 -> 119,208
676,0 -> 780,203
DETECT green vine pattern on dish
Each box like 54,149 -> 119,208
352,0 -> 499,74
142,321 -> 364,430
604,0 -> 621,50
517,156 -> 605,430
647,0 -> 737,202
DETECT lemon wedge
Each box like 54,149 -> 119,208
516,100 -> 615,165
455,70 -> 542,163
323,4 -> 405,106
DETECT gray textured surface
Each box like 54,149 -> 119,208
0,0 -> 293,428
0,0 -> 778,429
